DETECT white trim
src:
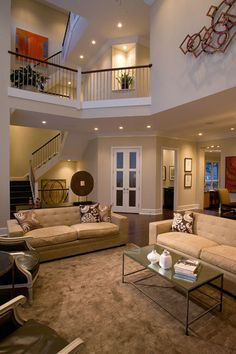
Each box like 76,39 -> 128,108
0,228 -> 8,236
10,175 -> 28,181
8,87 -> 77,108
140,208 -> 162,215
82,97 -> 151,109
176,204 -> 200,211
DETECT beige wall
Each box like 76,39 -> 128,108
11,0 -> 67,56
0,1 -> 11,230
150,0 -> 236,113
10,126 -> 59,178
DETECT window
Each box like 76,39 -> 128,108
205,161 -> 219,191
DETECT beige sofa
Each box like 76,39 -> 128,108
7,206 -> 128,262
149,212 -> 236,296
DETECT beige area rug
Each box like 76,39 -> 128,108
20,245 -> 236,354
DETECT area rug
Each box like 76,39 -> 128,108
20,245 -> 236,354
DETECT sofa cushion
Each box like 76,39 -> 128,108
80,204 -> 100,223
200,245 -> 236,275
30,207 -> 81,227
157,232 -> 218,258
193,212 -> 236,247
26,226 -> 77,247
71,222 -> 119,239
14,211 -> 42,233
172,212 -> 193,234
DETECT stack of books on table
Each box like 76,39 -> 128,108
174,259 -> 200,282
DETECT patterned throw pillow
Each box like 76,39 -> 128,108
80,203 -> 100,223
14,211 -> 42,233
98,204 -> 112,222
172,212 -> 194,234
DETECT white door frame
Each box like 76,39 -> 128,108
111,146 -> 142,213
160,147 -> 179,212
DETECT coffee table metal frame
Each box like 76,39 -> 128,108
122,245 -> 223,335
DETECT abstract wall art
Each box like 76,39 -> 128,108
225,156 -> 236,192
180,0 -> 236,57
16,28 -> 48,60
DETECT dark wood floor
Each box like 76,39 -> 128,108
122,209 -> 219,247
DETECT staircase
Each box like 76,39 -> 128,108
10,180 -> 33,218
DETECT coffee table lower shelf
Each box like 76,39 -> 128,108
122,250 -> 223,335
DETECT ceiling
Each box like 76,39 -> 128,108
13,0 -> 236,145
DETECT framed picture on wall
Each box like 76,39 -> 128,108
184,158 -> 192,172
163,166 -> 166,181
184,173 -> 192,188
169,166 -> 174,181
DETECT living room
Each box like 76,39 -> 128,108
0,0 -> 236,352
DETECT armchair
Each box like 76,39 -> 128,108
0,236 -> 40,304
217,188 -> 236,219
0,295 -> 83,353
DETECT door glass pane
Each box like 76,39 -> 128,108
129,171 -> 136,188
116,190 -> 123,206
129,191 -> 136,207
117,152 -> 123,169
116,171 -> 123,187
130,152 -> 136,169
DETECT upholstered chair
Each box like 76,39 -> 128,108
0,295 -> 83,353
217,188 -> 236,217
0,236 -> 40,304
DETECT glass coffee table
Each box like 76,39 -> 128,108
122,245 -> 223,335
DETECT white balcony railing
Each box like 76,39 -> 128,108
9,51 -> 152,107
81,64 -> 152,101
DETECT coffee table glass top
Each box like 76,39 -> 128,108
124,245 -> 223,291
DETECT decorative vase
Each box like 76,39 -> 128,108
159,249 -> 172,269
147,249 -> 159,264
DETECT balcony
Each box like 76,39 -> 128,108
8,51 -> 152,111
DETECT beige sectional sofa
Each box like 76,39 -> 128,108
7,206 -> 128,262
149,212 -> 236,296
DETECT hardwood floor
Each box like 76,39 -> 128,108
122,209 -> 219,247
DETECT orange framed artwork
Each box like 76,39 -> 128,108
16,28 -> 48,60
225,156 -> 236,192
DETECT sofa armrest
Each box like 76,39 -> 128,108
111,212 -> 128,243
149,219 -> 173,245
7,219 -> 24,237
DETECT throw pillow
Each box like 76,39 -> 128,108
98,204 -> 112,222
172,212 -> 194,234
14,211 -> 42,234
80,203 -> 100,223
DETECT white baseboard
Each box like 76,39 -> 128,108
140,208 -> 162,215
0,228 -> 8,236
176,204 -> 200,212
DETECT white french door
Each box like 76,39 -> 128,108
112,147 -> 141,213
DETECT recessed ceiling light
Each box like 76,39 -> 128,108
146,125 -> 151,129
80,55 -> 84,59
68,81 -> 71,85
42,121 -> 46,124
217,145 -> 220,148
67,159 -> 71,162
211,145 -> 214,148
123,45 -> 127,50
94,127 -> 99,131
206,146 -> 210,149
230,127 -> 235,131
117,22 -> 123,28
119,126 -> 124,130
198,132 -> 203,136
91,40 -> 96,45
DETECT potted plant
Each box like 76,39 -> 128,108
116,72 -> 134,89
10,64 -> 48,91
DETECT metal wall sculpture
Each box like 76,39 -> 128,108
180,0 -> 236,57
